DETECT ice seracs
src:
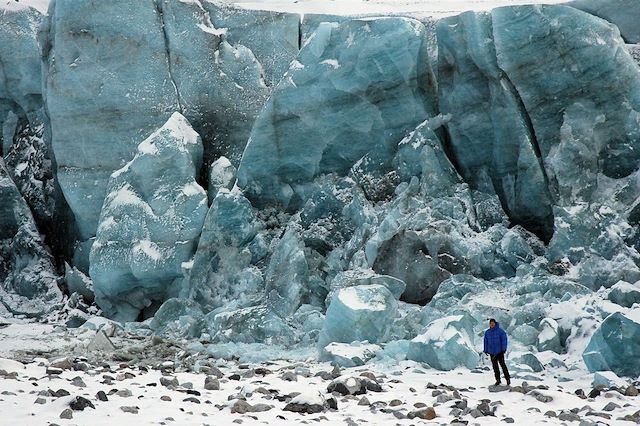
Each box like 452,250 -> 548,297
90,112 -> 207,322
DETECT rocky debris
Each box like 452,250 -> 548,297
204,376 -> 220,391
120,406 -> 139,414
625,385 -> 639,396
408,407 -> 437,420
230,399 -> 272,414
160,376 -> 179,389
96,391 -> 108,401
59,408 -> 73,419
69,396 -> 95,411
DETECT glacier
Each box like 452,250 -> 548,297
2,0 -> 640,379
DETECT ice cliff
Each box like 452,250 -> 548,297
2,0 -> 640,377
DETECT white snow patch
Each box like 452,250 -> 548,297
338,285 -> 387,311
320,59 -> 340,69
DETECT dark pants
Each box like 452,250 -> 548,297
490,352 -> 510,383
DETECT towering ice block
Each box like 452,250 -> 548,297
437,11 -> 553,241
90,113 -> 207,321
237,17 -> 437,208
492,5 -> 640,206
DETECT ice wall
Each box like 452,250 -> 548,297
1,0 -> 640,376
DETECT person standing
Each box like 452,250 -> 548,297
484,318 -> 510,386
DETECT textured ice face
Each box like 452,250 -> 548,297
90,113 -> 207,322
318,284 -> 398,348
583,310 -> 640,377
237,17 -> 437,208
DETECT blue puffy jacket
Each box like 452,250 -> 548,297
484,322 -> 508,355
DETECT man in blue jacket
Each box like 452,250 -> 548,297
484,318 -> 511,386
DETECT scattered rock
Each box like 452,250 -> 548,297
50,357 -> 73,370
116,389 -> 133,398
204,376 -> 220,391
160,377 -> 179,389
358,396 -> 370,406
558,411 -> 581,422
183,397 -> 200,404
96,391 -> 108,401
120,406 -> 139,414
410,407 -> 436,420
625,385 -> 639,397
603,402 -> 620,411
59,408 -> 73,419
69,396 -> 95,411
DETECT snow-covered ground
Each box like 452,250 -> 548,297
1,321 -> 638,426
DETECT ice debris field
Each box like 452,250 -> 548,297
2,0 -> 640,424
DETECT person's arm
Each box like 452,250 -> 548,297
484,332 -> 488,354
501,330 -> 508,354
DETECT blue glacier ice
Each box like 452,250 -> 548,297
437,11 -> 553,241
3,0 -> 640,378
237,17 -> 437,208
318,284 -> 398,349
407,313 -> 479,370
608,281 -> 640,308
583,310 -> 640,377
42,0 -> 299,244
90,113 -> 207,321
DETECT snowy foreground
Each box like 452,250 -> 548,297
0,322 -> 639,426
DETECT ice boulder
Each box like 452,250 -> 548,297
607,281 -> 640,308
328,269 -> 406,303
0,158 -> 62,317
321,342 -> 381,367
407,313 -> 479,370
570,0 -> 640,43
318,284 -> 398,348
185,189 -> 262,311
237,17 -> 437,208
205,305 -> 295,345
90,113 -> 207,321
537,318 -> 562,353
583,310 -> 640,377
149,298 -> 204,339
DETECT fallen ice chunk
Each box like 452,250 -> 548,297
407,313 -> 479,370
321,341 -> 381,367
583,310 -> 640,377
318,284 -> 397,348
607,281 -> 640,308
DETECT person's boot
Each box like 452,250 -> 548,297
506,377 -> 511,386
494,380 -> 501,386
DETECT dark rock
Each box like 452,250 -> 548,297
183,397 -> 200,404
69,396 -> 95,411
120,406 -> 139,414
204,376 -> 220,391
603,402 -> 620,411
326,397 -> 338,410
412,407 -> 436,420
558,412 -> 581,421
51,389 -> 70,398
588,389 -> 601,398
96,391 -> 108,401
625,385 -> 639,397
283,401 -> 326,414
160,377 -> 179,388
229,374 -> 241,381
59,408 -> 73,419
